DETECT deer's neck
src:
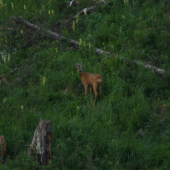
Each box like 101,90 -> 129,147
79,71 -> 85,78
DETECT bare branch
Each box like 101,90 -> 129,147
0,27 -> 13,30
74,6 -> 96,17
67,0 -> 79,8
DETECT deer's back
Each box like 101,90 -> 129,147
81,72 -> 103,85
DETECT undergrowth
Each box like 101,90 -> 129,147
1,0 -> 170,169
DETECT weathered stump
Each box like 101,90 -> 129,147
0,136 -> 7,164
28,118 -> 52,166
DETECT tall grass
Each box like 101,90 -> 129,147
1,0 -> 170,169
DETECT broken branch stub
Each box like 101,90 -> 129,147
28,118 -> 52,166
0,136 -> 7,164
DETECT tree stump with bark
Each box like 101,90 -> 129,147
0,136 -> 7,164
28,118 -> 52,166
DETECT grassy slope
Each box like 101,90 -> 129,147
1,0 -> 170,169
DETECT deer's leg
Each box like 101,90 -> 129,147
90,86 -> 92,95
84,84 -> 88,98
99,83 -> 102,101
93,84 -> 98,105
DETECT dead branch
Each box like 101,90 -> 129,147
10,78 -> 21,86
21,29 -> 40,48
94,0 -> 107,4
12,16 -> 64,40
73,0 -> 107,17
37,17 -> 59,33
74,6 -> 96,17
12,16 -> 167,76
133,59 -> 165,76
10,54 -> 39,75
11,27 -> 35,41
67,0 -> 79,8
0,27 -> 13,30
10,66 -> 24,75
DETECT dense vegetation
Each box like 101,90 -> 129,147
1,0 -> 170,169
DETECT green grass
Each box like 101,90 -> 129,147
1,0 -> 170,169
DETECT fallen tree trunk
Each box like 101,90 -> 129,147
12,16 -> 166,76
114,55 -> 166,76
28,118 -> 52,166
133,59 -> 165,76
11,16 -> 108,54
0,136 -> 7,164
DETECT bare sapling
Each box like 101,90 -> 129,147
74,61 -> 103,105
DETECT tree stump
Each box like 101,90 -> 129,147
0,136 -> 7,164
28,118 -> 52,166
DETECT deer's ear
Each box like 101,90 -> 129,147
81,61 -> 83,65
74,63 -> 77,67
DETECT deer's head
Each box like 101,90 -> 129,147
74,61 -> 83,73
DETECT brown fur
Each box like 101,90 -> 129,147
74,62 -> 103,105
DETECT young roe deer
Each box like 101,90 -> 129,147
74,61 -> 103,105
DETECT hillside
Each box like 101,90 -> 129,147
1,0 -> 170,169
